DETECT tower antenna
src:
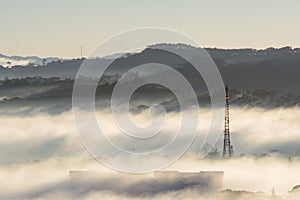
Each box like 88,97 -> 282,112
223,85 -> 233,158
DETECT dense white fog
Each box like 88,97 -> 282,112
1,107 -> 300,199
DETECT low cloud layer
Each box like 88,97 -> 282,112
1,107 -> 300,199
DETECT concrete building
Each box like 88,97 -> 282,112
69,170 -> 224,194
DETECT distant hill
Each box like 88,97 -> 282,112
0,53 -> 61,68
1,77 -> 300,116
1,44 -> 300,94
150,43 -> 300,64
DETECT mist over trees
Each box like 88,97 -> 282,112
1,44 -> 300,94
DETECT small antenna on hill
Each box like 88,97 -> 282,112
80,46 -> 83,59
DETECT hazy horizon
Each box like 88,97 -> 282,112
1,45 -> 300,59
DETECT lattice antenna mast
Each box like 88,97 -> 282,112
223,85 -> 233,158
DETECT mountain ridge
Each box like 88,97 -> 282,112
1,44 -> 300,67
1,44 -> 300,94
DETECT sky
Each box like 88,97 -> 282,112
0,0 -> 300,58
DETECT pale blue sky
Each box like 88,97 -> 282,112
0,0 -> 299,57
